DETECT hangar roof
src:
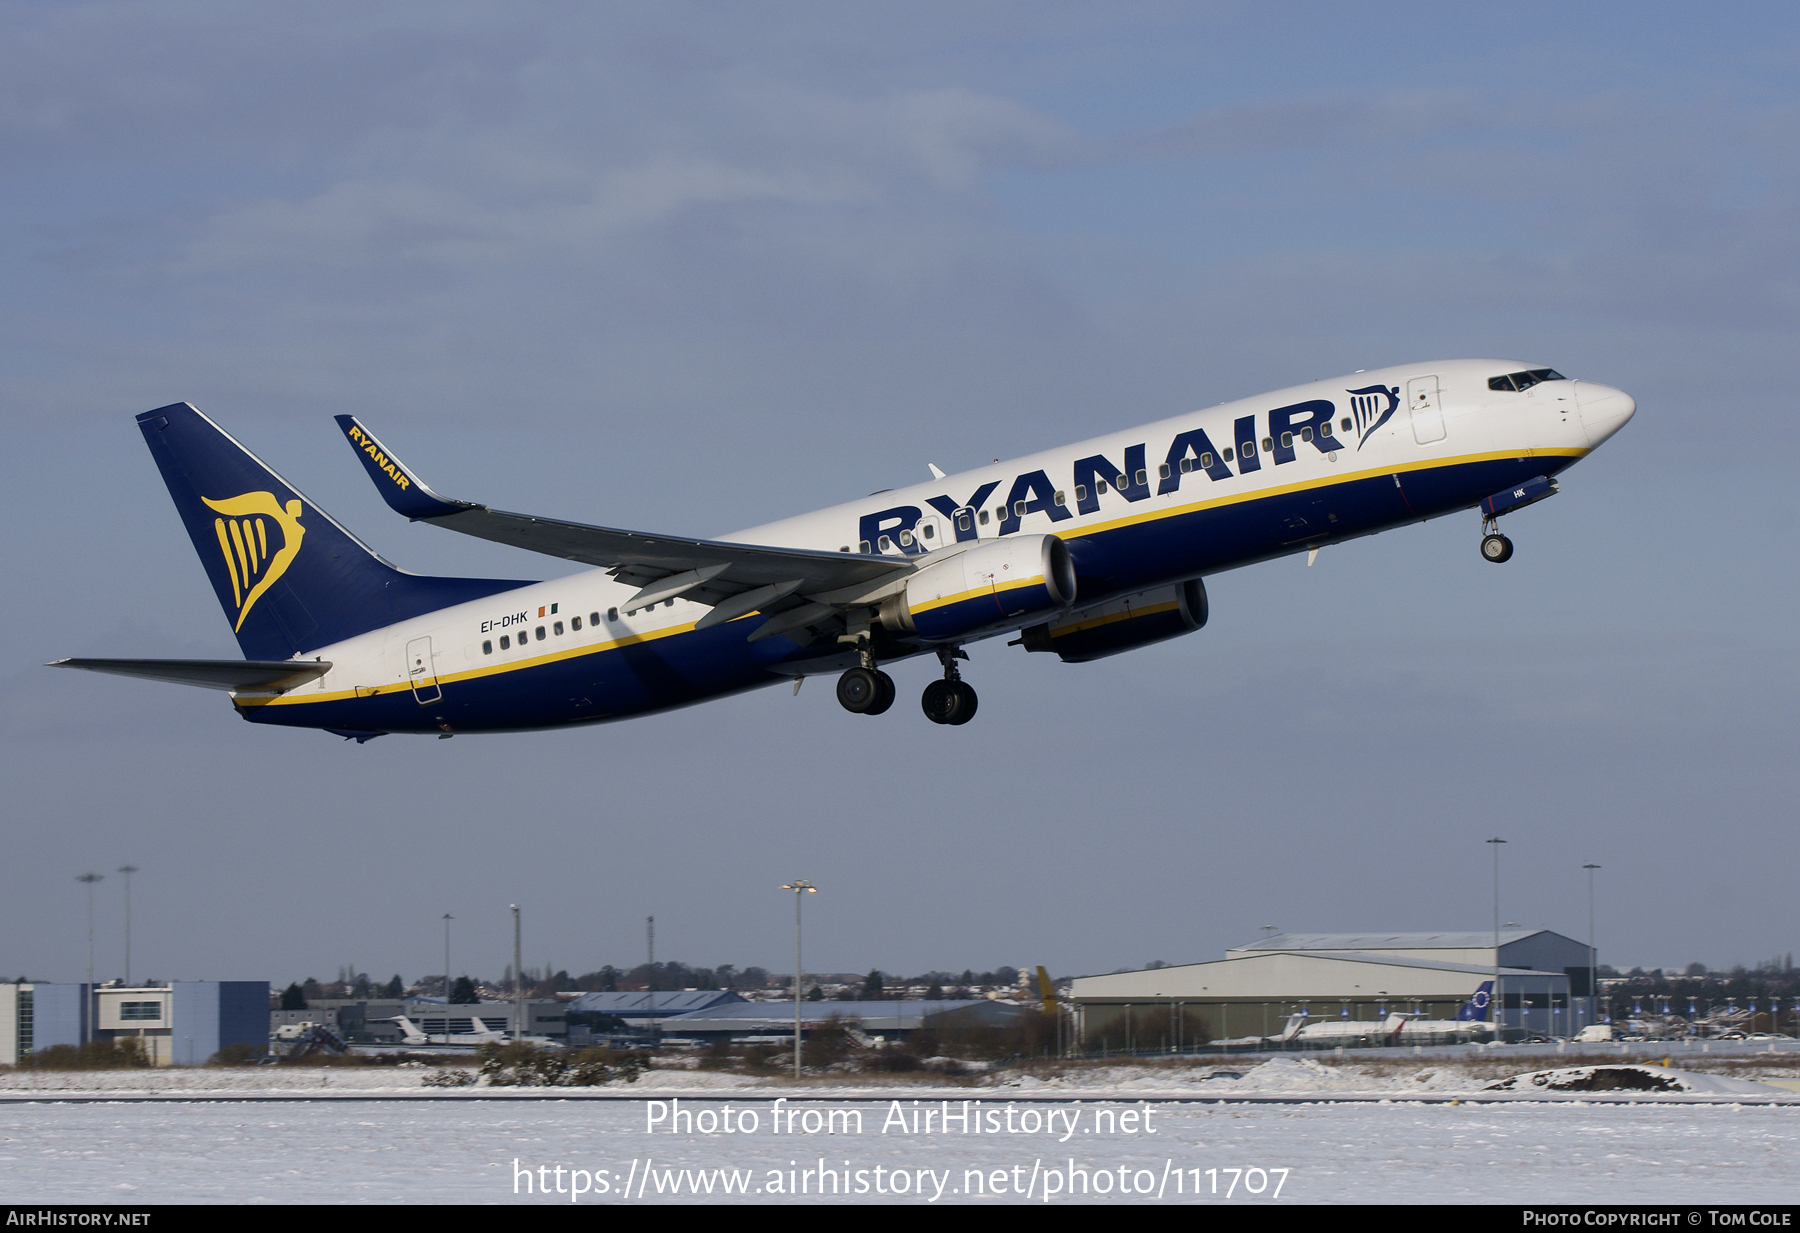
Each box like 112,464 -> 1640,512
1230,930 -> 1560,952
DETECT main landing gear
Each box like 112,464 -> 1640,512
1479,516 -> 1514,564
835,636 -> 896,715
836,665 -> 896,714
921,648 -> 977,726
833,644 -> 979,724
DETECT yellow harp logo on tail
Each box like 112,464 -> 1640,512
201,493 -> 306,631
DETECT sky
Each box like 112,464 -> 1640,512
2,2 -> 1796,989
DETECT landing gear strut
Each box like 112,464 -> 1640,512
836,637 -> 896,715
1479,516 -> 1513,564
921,647 -> 978,726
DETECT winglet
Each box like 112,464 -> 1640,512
333,415 -> 473,520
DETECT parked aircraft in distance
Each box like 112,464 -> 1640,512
54,360 -> 1634,738
1264,981 -> 1498,1048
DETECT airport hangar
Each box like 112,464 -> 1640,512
1069,931 -> 1594,1048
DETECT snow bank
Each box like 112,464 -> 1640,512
1484,1064 -> 1785,1096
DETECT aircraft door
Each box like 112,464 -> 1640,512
406,635 -> 442,704
1408,375 -> 1445,444
914,513 -> 948,553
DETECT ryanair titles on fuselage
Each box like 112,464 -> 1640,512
856,392 -> 1376,554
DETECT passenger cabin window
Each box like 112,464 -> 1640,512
1200,452 -> 1214,468
571,616 -> 581,631
859,540 -> 871,553
483,640 -> 493,655
1134,469 -> 1147,486
607,608 -> 618,622
978,510 -> 989,525
535,626 -> 545,640
553,621 -> 563,635
1488,368 -> 1567,392
500,635 -> 510,649
1158,463 -> 1171,480
956,511 -> 971,531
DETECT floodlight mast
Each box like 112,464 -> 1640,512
75,872 -> 103,1045
441,913 -> 454,1045
781,881 -> 817,1080
117,866 -> 139,987
1487,838 -> 1506,1040
1583,864 -> 1602,1028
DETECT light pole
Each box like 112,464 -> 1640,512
1486,838 -> 1506,1041
511,904 -> 522,1043
441,913 -> 453,1044
781,880 -> 816,1080
76,872 -> 103,1046
117,866 -> 138,987
1583,864 -> 1601,1029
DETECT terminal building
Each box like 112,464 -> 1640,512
1070,931 -> 1595,1049
1,982 -> 269,1066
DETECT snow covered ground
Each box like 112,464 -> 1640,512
2,1058 -> 1796,1204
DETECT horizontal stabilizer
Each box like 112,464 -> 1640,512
50,658 -> 332,692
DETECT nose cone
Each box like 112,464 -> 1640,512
1573,381 -> 1636,447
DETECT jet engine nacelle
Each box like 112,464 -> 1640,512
879,534 -> 1077,641
1017,578 -> 1207,662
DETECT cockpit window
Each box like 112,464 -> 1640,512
1488,369 -> 1567,392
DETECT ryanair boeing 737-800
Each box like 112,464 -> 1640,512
54,360 -> 1634,739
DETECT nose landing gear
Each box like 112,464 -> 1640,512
921,647 -> 977,726
1480,527 -> 1514,563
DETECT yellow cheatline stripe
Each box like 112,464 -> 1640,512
909,573 -> 1046,616
241,450 -> 1581,711
213,519 -> 241,607
1061,447 -> 1587,542
236,615 -> 709,708
1051,600 -> 1178,638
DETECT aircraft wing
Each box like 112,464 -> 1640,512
51,658 -> 332,692
333,416 -> 911,632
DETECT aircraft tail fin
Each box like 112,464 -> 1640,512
136,404 -> 533,660
1456,981 -> 1495,1022
1035,966 -> 1059,1011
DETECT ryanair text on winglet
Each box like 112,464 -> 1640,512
345,424 -> 412,491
